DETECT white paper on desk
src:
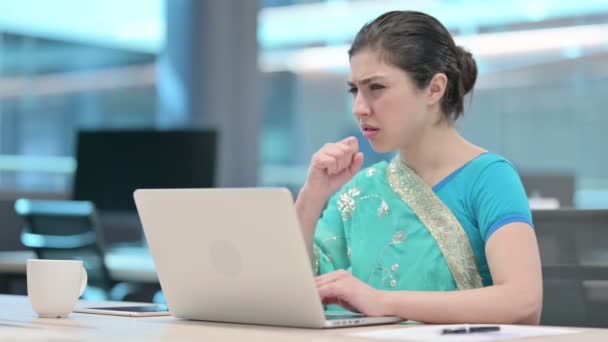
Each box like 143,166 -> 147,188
350,324 -> 581,341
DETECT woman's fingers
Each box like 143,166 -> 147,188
304,136 -> 362,198
316,138 -> 359,175
317,276 -> 360,313
315,269 -> 349,287
349,152 -> 364,176
315,153 -> 339,174
323,146 -> 352,173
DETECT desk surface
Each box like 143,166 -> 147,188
1,295 -> 608,342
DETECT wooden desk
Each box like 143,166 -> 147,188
0,246 -> 158,283
1,294 -> 608,341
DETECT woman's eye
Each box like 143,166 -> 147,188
347,87 -> 358,95
370,84 -> 385,91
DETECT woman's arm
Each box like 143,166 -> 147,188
295,187 -> 330,260
295,137 -> 364,259
381,223 -> 542,324
318,222 -> 543,324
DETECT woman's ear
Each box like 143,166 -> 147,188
427,73 -> 447,106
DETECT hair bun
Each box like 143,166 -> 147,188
456,45 -> 477,94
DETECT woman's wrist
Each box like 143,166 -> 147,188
296,185 -> 330,217
295,185 -> 329,251
376,289 -> 400,317
298,183 -> 330,204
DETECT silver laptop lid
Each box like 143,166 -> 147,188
134,188 -> 328,328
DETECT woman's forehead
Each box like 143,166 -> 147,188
349,52 -> 400,83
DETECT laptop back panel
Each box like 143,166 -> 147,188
134,188 -> 328,328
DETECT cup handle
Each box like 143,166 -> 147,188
79,266 -> 88,297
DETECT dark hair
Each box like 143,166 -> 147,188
349,11 -> 477,121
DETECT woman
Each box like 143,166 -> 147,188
295,11 -> 542,324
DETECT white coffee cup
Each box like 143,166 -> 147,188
27,259 -> 88,318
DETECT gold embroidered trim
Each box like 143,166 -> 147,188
337,186 -> 390,220
313,232 -> 342,274
337,187 -> 361,221
367,230 -> 406,286
359,194 -> 390,217
387,157 -> 483,290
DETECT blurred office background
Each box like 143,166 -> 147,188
0,0 -> 607,206
1,0 -> 608,326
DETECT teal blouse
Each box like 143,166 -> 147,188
313,152 -> 533,292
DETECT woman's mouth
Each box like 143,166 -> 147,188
361,125 -> 380,139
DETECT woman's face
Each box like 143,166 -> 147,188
348,49 -> 435,153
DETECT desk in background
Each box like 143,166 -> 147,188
533,209 -> 608,328
0,246 -> 157,284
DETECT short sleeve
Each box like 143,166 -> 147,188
313,191 -> 350,275
472,160 -> 534,241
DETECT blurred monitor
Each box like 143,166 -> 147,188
73,129 -> 216,212
520,173 -> 575,208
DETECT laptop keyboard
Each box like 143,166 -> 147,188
324,311 -> 365,320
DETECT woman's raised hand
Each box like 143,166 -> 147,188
302,136 -> 364,201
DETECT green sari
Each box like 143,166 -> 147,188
313,156 -> 483,292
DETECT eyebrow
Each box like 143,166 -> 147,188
347,75 -> 386,87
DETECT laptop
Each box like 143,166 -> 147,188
134,188 -> 403,328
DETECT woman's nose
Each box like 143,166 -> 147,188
352,93 -> 371,117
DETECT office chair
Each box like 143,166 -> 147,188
14,198 -> 139,301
